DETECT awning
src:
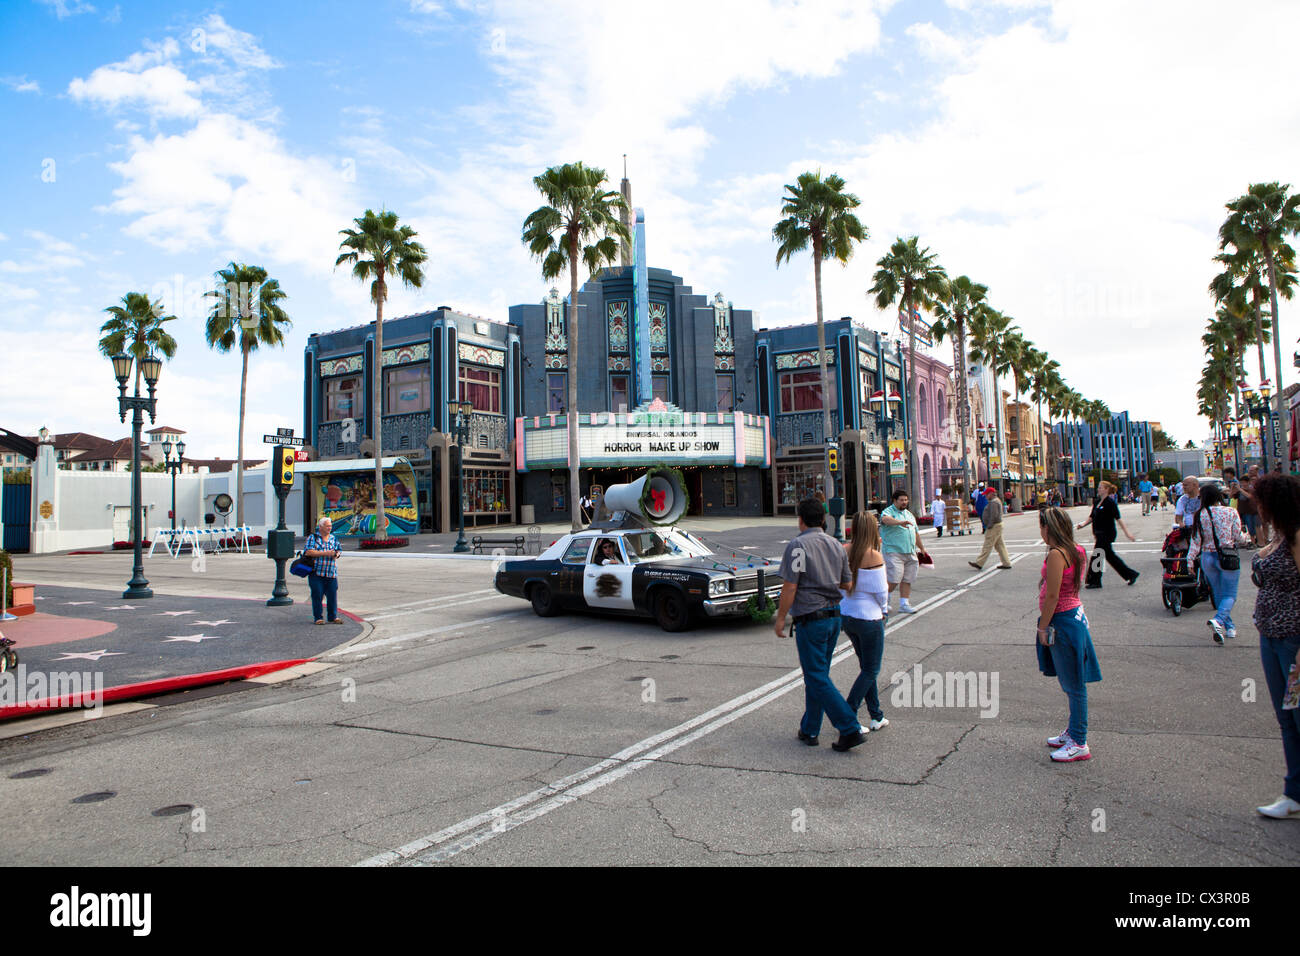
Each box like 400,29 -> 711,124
291,456 -> 412,474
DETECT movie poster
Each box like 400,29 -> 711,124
313,467 -> 418,536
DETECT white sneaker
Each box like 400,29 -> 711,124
1050,740 -> 1091,762
1256,796 -> 1300,819
1046,730 -> 1072,749
898,602 -> 918,614
1208,619 -> 1225,645
868,717 -> 889,731
1226,626 -> 1237,640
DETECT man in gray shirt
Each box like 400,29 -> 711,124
774,497 -> 866,752
969,488 -> 1013,571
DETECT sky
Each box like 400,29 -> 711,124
2,0 -> 1298,458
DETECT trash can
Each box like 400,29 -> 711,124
520,504 -> 535,525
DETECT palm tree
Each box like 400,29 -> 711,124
205,262 -> 291,528
1027,348 -> 1059,494
336,209 -> 428,540
522,162 -> 630,530
931,275 -> 988,495
1001,331 -> 1034,505
98,291 -> 179,395
965,304 -> 1014,494
869,237 -> 947,503
773,171 -> 868,508
1220,182 -> 1300,429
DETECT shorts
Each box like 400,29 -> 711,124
884,552 -> 919,585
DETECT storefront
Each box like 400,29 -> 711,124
295,457 -> 420,536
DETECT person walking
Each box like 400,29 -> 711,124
303,517 -> 343,625
1249,474 -> 1300,818
773,497 -> 866,752
931,490 -> 946,538
1158,484 -> 1169,511
1036,506 -> 1101,762
1238,464 -> 1262,547
1076,480 -> 1138,588
879,489 -> 929,614
969,485 -> 1013,571
1138,474 -> 1154,516
1174,477 -> 1200,529
840,511 -> 890,731
1186,483 -> 1251,644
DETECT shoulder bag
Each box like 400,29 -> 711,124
1208,509 -> 1240,571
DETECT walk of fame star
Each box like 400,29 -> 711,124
162,634 -> 221,643
53,650 -> 124,661
191,620 -> 233,626
157,610 -> 198,616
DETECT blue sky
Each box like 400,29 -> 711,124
3,0 -> 1297,458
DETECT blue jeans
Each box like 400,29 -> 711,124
1048,610 -> 1093,745
794,612 -> 860,738
842,616 -> 885,721
309,573 -> 338,622
1198,552 -> 1239,632
1260,634 -> 1300,802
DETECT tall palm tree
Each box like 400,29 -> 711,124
98,291 -> 179,395
204,263 -> 292,528
1028,349 -> 1059,492
336,209 -> 427,540
869,237 -> 947,503
773,170 -> 867,509
931,275 -> 988,495
1001,331 -> 1034,504
1220,182 -> 1300,422
965,303 -> 1014,494
522,162 -> 630,530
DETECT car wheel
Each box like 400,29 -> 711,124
529,582 -> 560,618
653,589 -> 689,632
1169,590 -> 1182,616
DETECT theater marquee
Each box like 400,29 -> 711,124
516,399 -> 771,471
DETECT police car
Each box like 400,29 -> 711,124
492,526 -> 778,632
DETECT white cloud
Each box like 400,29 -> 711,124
197,15 -> 280,71
38,0 -> 96,18
2,75 -> 41,93
68,39 -> 202,119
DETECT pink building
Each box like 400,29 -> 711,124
905,348 -> 958,497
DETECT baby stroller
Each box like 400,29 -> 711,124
1159,526 -> 1214,616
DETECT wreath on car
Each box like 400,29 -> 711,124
745,593 -> 777,623
638,464 -> 690,525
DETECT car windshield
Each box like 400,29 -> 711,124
622,530 -> 709,562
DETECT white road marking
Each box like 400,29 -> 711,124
330,610 -> 530,656
367,593 -> 509,621
355,552 -> 1029,867
379,590 -> 497,612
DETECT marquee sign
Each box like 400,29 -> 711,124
517,398 -> 770,471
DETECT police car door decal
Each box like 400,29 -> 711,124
583,537 -> 636,611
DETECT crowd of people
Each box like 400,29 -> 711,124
775,469 -> 1300,819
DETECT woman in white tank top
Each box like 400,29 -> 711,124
841,510 -> 891,730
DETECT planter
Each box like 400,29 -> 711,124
8,582 -> 35,616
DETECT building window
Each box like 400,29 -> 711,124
776,462 -> 823,505
547,372 -> 566,413
385,365 -> 430,415
610,374 -> 629,412
551,474 -> 566,511
459,365 -> 501,414
779,369 -> 836,413
462,467 -> 510,514
716,373 -> 734,413
919,384 -> 929,434
324,375 -> 363,422
652,375 -> 670,403
723,470 -> 737,507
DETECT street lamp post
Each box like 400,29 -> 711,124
111,353 -> 162,600
870,389 -> 902,506
161,438 -> 186,531
1221,420 -> 1243,476
1241,383 -> 1273,471
1028,446 -> 1040,506
977,423 -> 996,489
449,400 -> 473,554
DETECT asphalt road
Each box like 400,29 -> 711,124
0,502 -> 1296,866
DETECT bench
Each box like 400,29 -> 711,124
471,535 -> 526,555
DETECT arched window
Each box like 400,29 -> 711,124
936,387 -> 946,431
923,454 -> 932,499
918,383 -> 929,437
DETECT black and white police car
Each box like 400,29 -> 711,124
493,525 -> 778,631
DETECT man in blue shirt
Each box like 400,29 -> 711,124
879,488 -> 929,614
1138,474 -> 1154,515
304,517 -> 343,624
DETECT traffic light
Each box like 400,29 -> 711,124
276,447 -> 295,488
828,446 -> 839,473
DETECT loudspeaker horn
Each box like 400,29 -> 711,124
601,468 -> 687,526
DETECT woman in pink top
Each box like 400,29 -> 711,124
1036,507 -> 1102,762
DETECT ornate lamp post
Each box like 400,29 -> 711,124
977,422 -> 997,488
1241,382 -> 1273,471
161,438 -> 186,531
448,400 -> 473,553
870,389 -> 903,503
1221,420 -> 1243,476
112,352 -> 161,599
1027,445 -> 1040,504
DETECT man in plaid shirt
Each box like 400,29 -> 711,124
304,517 -> 343,624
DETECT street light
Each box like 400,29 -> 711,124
1221,420 -> 1243,477
448,400 -> 473,553
977,422 -> 997,488
870,389 -> 902,501
162,438 -> 186,531
1240,381 -> 1273,471
112,352 -> 162,599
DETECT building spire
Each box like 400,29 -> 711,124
620,155 -> 633,268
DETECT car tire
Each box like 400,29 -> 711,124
653,588 -> 689,632
529,582 -> 560,618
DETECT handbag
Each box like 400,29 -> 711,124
290,556 -> 314,577
1207,510 -> 1240,571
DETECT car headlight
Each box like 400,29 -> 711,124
709,579 -> 730,596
